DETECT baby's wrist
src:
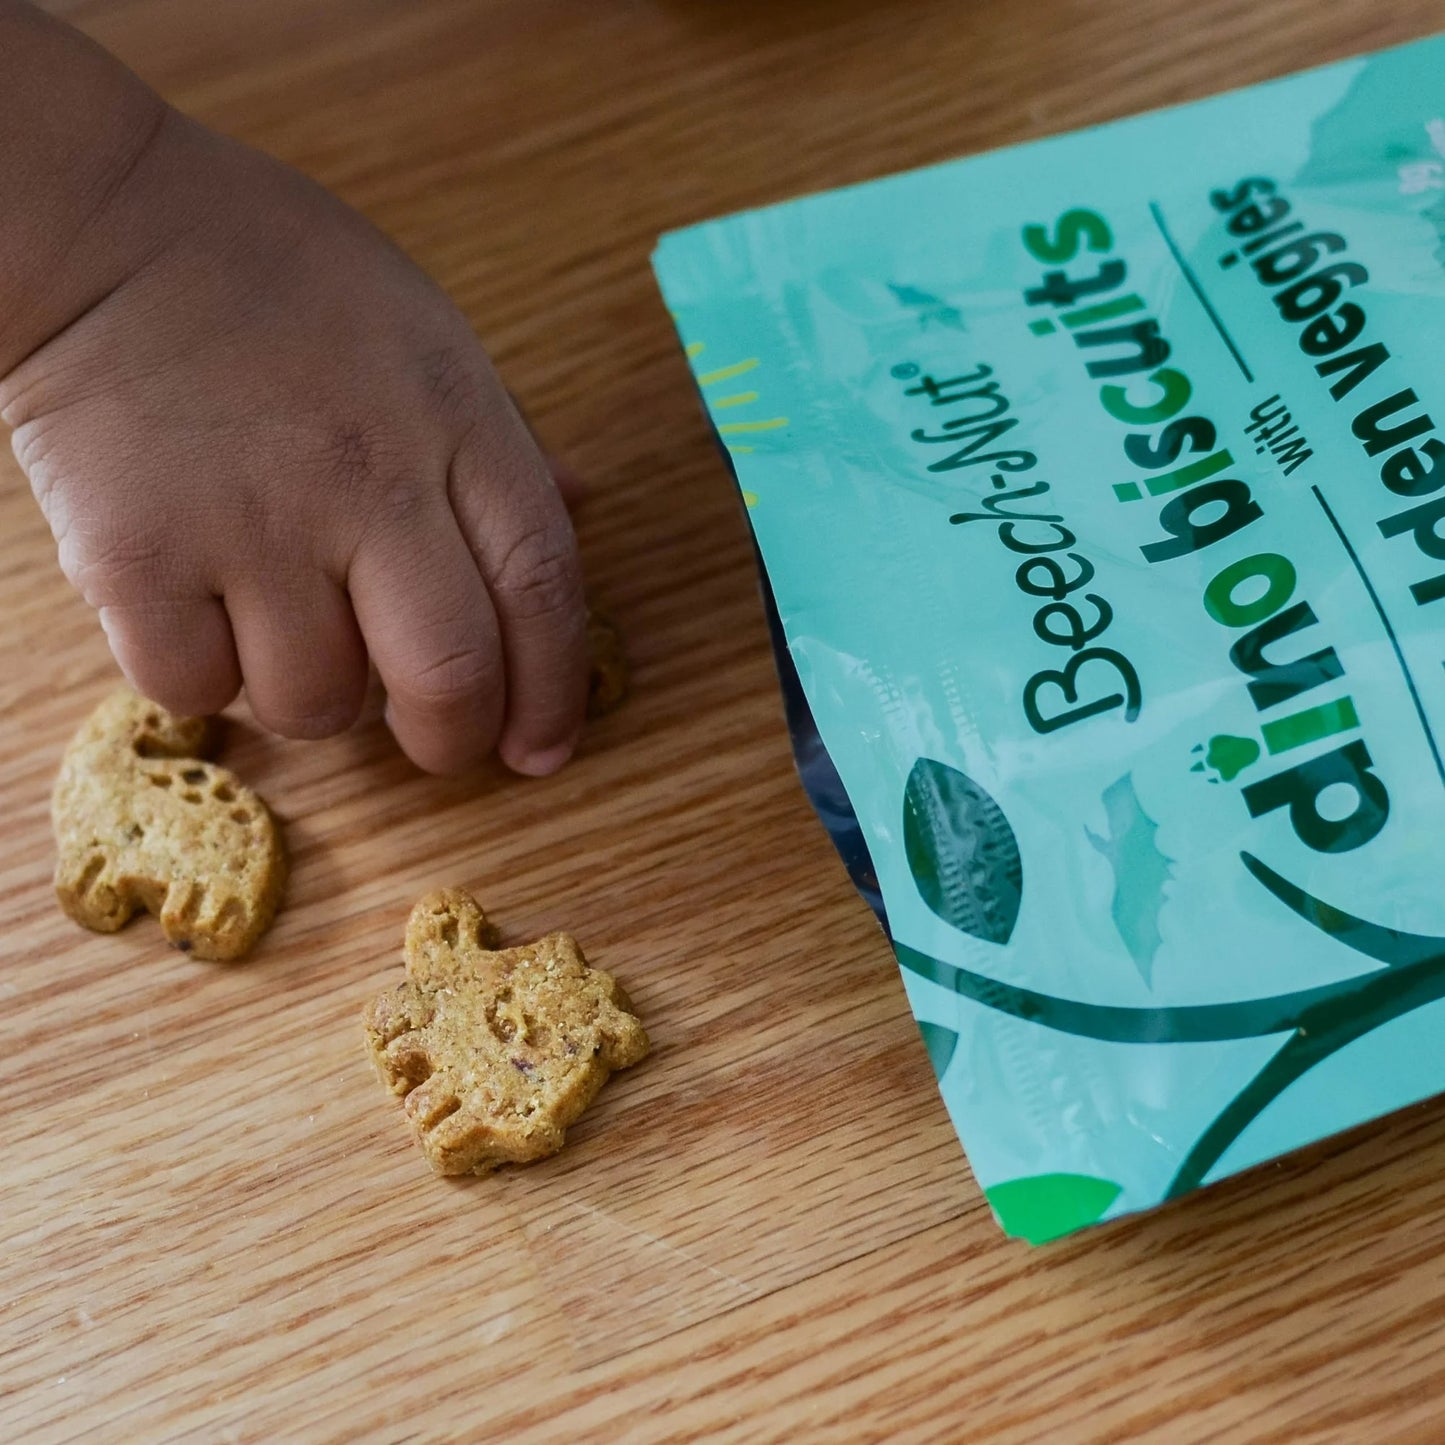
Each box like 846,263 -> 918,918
0,4 -> 180,387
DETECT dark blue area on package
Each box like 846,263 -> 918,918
754,562 -> 888,931
705,417 -> 889,931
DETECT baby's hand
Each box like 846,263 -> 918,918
2,105 -> 587,775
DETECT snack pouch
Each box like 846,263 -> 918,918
653,34 -> 1445,1243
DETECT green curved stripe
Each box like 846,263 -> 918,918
898,846 -> 1445,1200
897,852 -> 1445,1045
1167,1031 -> 1320,1198
1239,853 -> 1445,968
895,941 -> 1368,1042
1167,930 -> 1445,1196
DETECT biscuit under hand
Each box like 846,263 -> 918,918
51,688 -> 286,961
363,889 -> 649,1175
586,607 -> 628,719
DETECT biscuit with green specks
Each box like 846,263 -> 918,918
52,688 -> 285,961
363,888 -> 649,1175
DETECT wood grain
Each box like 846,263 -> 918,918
5,0 -> 1445,1440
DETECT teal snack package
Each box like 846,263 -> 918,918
653,35 -> 1445,1244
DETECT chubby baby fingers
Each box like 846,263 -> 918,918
98,596 -> 242,719
449,426 -> 587,777
226,577 -> 370,739
349,513 -> 506,774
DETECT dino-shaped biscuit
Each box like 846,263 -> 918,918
51,688 -> 286,961
363,888 -> 650,1175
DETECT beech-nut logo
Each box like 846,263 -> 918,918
899,756 -> 1445,1244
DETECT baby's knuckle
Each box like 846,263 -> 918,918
420,345 -> 480,426
403,645 -> 496,712
318,420 -> 386,495
67,526 -> 172,605
259,698 -> 357,741
491,526 -> 580,620
12,418 -> 57,482
364,476 -> 428,534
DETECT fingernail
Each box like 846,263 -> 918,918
511,739 -> 576,778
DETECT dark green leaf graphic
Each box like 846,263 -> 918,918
985,1173 -> 1122,1245
916,1021 -> 959,1081
903,757 -> 1021,946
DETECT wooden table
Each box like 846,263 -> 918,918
6,1 -> 1445,1438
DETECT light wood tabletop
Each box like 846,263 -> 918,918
6,1 -> 1445,1440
